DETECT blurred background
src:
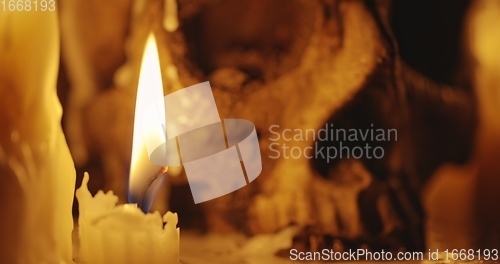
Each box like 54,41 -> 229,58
54,0 -> 500,256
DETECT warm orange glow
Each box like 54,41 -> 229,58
129,33 -> 166,196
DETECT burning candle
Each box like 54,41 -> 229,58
75,33 -> 180,264
0,8 -> 75,263
129,33 -> 170,211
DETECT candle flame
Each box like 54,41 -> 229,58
129,33 -> 166,203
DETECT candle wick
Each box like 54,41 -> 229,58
137,166 -> 168,212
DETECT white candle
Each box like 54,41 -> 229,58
0,6 -> 75,263
76,33 -> 180,264
76,173 -> 180,264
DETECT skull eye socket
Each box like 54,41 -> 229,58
179,0 -> 317,83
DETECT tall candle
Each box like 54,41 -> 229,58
0,6 -> 75,264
